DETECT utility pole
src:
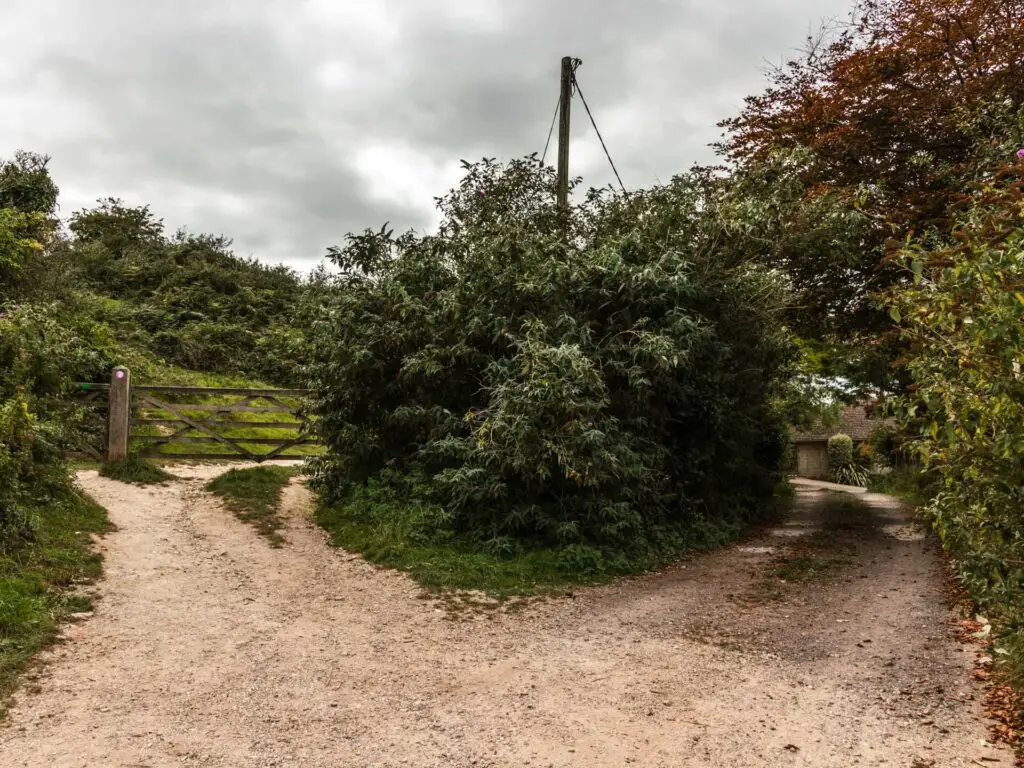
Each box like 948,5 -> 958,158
556,56 -> 574,216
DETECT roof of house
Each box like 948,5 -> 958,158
793,403 -> 887,443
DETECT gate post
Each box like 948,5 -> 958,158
106,366 -> 131,462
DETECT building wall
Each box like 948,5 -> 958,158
796,441 -> 829,479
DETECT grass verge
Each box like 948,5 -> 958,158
867,465 -> 935,507
205,466 -> 299,547
0,488 -> 112,715
314,481 -> 792,599
316,502 -> 588,597
99,456 -> 175,485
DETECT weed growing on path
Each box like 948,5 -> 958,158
740,493 -> 866,605
99,457 -> 175,485
206,466 -> 298,547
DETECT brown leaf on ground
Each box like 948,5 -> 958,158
945,571 -> 1024,764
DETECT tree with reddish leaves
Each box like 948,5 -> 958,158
718,0 -> 1024,388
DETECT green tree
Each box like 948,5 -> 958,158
69,197 -> 163,254
0,152 -> 59,297
718,0 -> 1024,389
308,157 -> 794,562
0,209 -> 46,290
0,150 -> 58,218
891,167 -> 1024,677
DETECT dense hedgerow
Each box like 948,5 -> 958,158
0,153 -> 94,550
0,303 -> 118,548
892,167 -> 1024,682
307,158 -> 794,565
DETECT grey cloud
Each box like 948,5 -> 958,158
0,0 -> 852,269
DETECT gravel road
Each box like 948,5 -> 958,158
0,465 -> 1010,767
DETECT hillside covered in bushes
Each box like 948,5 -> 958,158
0,150 -> 321,694
1,147 -> 326,542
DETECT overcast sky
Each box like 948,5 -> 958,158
0,0 -> 853,270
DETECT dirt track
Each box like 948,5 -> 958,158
0,465 -> 1011,767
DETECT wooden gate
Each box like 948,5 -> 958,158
76,367 -> 318,463
69,382 -> 111,461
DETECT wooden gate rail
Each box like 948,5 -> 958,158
133,386 -> 310,397
69,382 -> 112,460
76,383 -> 111,394
74,368 -> 317,462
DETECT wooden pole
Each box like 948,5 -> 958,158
556,56 -> 573,217
106,366 -> 131,462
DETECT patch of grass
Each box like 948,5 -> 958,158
205,466 -> 298,546
99,456 -> 176,485
68,459 -> 100,472
743,542 -> 853,605
0,488 -> 112,714
741,493 -> 867,604
772,550 -> 851,582
868,465 -> 935,507
314,481 -> 781,598
775,479 -> 797,501
317,505 -> 583,597
822,491 -> 863,511
141,366 -> 275,389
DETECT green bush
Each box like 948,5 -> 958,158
826,432 -> 867,487
892,171 -> 1024,683
867,424 -> 915,469
832,463 -> 869,488
826,433 -> 853,467
0,302 -> 118,550
308,157 -> 793,570
866,465 -> 935,506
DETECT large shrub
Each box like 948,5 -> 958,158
719,0 -> 1024,379
0,303 -> 109,549
827,433 -> 853,467
892,166 -> 1024,680
307,158 -> 793,563
827,432 -> 868,487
